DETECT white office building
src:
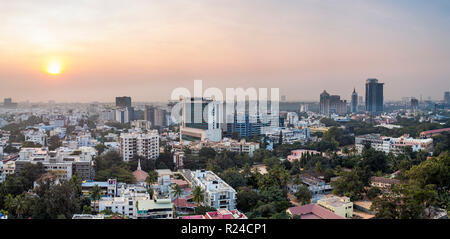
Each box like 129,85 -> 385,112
355,134 -> 433,155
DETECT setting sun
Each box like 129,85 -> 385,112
47,62 -> 62,75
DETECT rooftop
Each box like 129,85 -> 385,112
288,204 -> 344,219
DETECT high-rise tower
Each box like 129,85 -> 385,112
365,79 -> 384,114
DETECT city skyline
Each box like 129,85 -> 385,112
1,0 -> 450,102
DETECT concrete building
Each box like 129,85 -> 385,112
24,128 -> 47,146
189,170 -> 237,210
119,131 -> 160,162
180,98 -> 222,142
351,88 -> 358,113
173,151 -> 185,170
15,147 -> 95,181
82,179 -> 118,197
320,90 -> 348,115
355,134 -> 433,155
287,203 -> 344,219
365,78 -> 384,114
98,184 -> 148,219
317,195 -> 353,219
137,197 -> 174,219
444,91 -> 450,105
265,127 -> 310,144
116,96 -> 132,108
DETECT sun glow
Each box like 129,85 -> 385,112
46,62 -> 62,75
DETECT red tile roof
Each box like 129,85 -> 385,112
420,128 -> 450,136
288,204 -> 344,219
173,198 -> 197,209
132,169 -> 149,182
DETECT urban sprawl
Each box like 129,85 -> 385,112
0,79 -> 449,219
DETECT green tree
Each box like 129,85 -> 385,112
146,171 -> 158,187
192,186 -> 205,206
171,184 -> 183,200
294,185 -> 312,205
91,184 -> 102,214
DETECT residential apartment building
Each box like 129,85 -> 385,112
98,184 -> 148,219
320,90 -> 348,115
119,131 -> 160,162
15,147 -> 95,181
317,195 -> 353,219
190,170 -> 237,210
24,128 -> 47,146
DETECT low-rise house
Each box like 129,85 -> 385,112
317,195 -> 353,219
287,203 -> 343,219
286,149 -> 324,163
82,179 -> 118,197
137,197 -> 174,219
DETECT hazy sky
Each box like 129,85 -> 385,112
1,0 -> 449,103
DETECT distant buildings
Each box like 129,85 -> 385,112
410,98 -> 419,111
119,131 -> 160,162
144,105 -> 167,128
188,170 -> 237,210
444,91 -> 450,105
351,88 -> 358,113
2,98 -> 18,109
365,78 -> 384,114
115,96 -> 134,123
355,134 -> 433,155
115,96 -> 132,108
319,90 -> 348,115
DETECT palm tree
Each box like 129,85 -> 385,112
192,186 -> 205,206
172,184 -> 183,201
4,194 -> 16,217
91,184 -> 102,214
147,187 -> 154,200
146,171 -> 158,188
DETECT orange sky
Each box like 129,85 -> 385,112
1,0 -> 449,102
